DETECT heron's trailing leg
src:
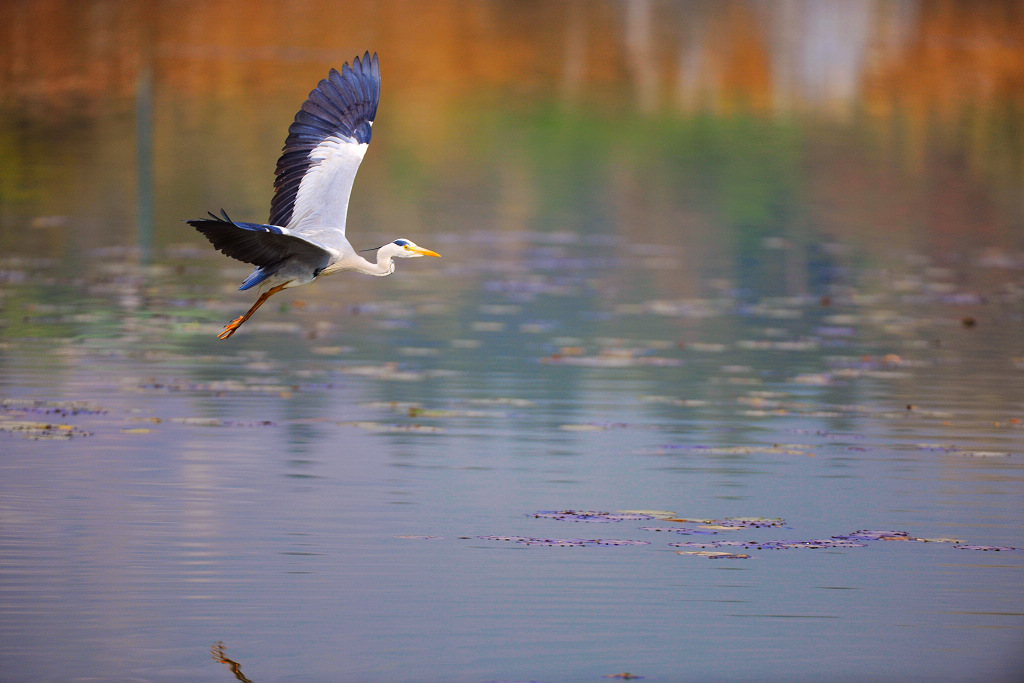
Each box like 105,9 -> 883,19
218,282 -> 289,340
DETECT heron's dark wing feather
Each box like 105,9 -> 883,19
187,211 -> 330,268
269,52 -> 380,235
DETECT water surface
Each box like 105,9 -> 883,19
1,2 -> 1023,681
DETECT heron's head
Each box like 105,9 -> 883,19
387,238 -> 441,259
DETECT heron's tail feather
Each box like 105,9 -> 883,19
238,267 -> 276,291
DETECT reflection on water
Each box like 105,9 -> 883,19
1,2 -> 1023,682
211,642 -> 253,683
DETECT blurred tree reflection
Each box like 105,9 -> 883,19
0,0 -> 1019,293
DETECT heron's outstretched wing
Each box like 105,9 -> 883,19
269,52 -> 380,243
187,210 -> 332,269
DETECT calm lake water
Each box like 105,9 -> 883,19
2,2 -> 1023,682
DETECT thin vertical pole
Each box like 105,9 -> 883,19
136,65 -> 154,264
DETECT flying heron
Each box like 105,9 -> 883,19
187,52 -> 440,339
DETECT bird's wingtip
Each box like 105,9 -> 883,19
351,51 -> 379,78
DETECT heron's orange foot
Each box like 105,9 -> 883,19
218,317 -> 244,340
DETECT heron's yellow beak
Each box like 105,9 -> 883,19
411,246 -> 441,257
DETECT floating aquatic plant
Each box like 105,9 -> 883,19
718,516 -> 787,528
478,535 -> 649,547
913,444 -> 1012,458
0,418 -> 90,440
669,541 -> 733,549
670,538 -> 867,551
127,377 -> 297,395
644,444 -> 813,456
337,421 -> 444,434
474,511 -> 1006,560
641,527 -> 730,535
395,535 -> 443,540
532,511 -> 655,522
540,344 -> 683,368
535,511 -> 789,530
360,400 -> 423,411
638,395 -> 709,407
463,397 -> 538,407
558,423 -> 631,431
617,510 -> 678,519
748,539 -> 868,550
0,398 -> 107,416
675,551 -> 751,560
170,417 -> 275,428
340,364 -> 424,381
647,516 -> 787,529
832,530 -> 913,541
406,407 -> 498,419
593,539 -> 650,546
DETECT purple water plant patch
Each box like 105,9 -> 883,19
532,510 -> 655,522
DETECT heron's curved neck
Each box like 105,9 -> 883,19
355,248 -> 396,277
320,246 -> 397,278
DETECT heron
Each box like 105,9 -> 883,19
187,52 -> 440,340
